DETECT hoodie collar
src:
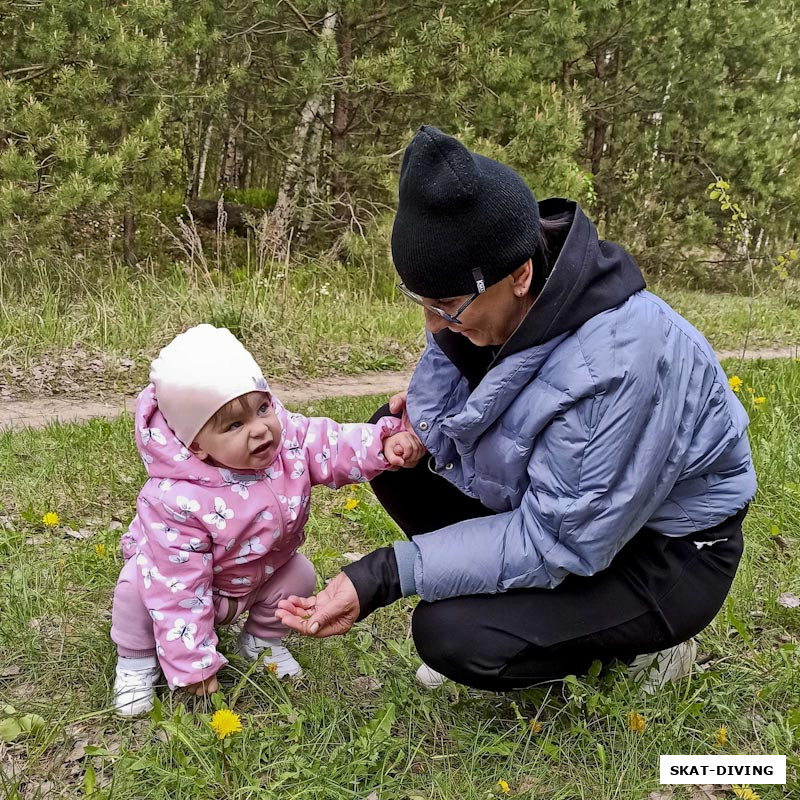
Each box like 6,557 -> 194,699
432,199 -> 646,377
494,198 -> 646,360
133,386 -> 266,487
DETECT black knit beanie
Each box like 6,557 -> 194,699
391,125 -> 540,298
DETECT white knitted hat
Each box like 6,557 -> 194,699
150,324 -> 269,446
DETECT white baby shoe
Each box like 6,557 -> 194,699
113,656 -> 161,717
235,631 -> 302,678
415,662 -> 448,689
628,639 -> 697,694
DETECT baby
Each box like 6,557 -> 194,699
110,324 -> 420,715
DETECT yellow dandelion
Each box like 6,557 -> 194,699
42,512 -> 59,528
746,385 -> 755,394
344,498 -> 360,511
628,711 -> 646,734
209,709 -> 242,739
732,786 -> 761,800
497,779 -> 510,794
94,543 -> 107,557
266,661 -> 278,675
529,719 -> 542,734
715,725 -> 728,745
753,396 -> 766,407
728,376 -> 742,393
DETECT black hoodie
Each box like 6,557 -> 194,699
432,198 -> 647,389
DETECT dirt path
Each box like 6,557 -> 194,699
0,370 -> 415,432
1,344 -> 797,433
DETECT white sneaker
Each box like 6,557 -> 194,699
628,639 -> 697,694
113,657 -> 160,717
235,632 -> 302,678
415,662 -> 448,689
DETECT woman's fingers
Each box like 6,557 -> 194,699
276,594 -> 320,633
281,594 -> 317,610
388,390 -> 407,415
276,573 -> 359,638
275,609 -> 311,634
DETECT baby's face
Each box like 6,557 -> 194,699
191,391 -> 282,471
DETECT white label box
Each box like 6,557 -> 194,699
660,755 -> 786,784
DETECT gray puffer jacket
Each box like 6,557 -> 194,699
391,199 -> 756,602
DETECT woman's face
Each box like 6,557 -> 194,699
419,261 -> 535,347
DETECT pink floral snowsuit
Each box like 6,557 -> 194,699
111,385 -> 402,688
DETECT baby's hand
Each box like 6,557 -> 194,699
383,431 -> 426,469
184,674 -> 219,696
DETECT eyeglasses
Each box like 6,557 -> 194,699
396,268 -> 486,325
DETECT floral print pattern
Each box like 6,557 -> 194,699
118,385 -> 402,687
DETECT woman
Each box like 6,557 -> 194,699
276,125 -> 756,692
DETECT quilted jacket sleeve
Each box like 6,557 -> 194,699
401,363 -> 703,602
134,493 -> 227,688
288,412 -> 403,488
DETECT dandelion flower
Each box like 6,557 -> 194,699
753,396 -> 766,407
95,543 -> 107,557
497,779 -> 510,794
210,709 -> 242,739
732,787 -> 761,800
344,498 -> 360,511
42,512 -> 59,528
746,386 -> 755,394
529,719 -> 542,734
266,661 -> 278,675
627,711 -> 646,734
715,725 -> 728,745
728,376 -> 742,393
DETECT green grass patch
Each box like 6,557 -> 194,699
0,257 -> 424,397
0,374 -> 798,798
658,288 -> 800,355
1,254 -> 798,399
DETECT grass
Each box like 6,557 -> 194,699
0,256 -> 424,398
0,253 -> 798,399
0,365 -> 798,799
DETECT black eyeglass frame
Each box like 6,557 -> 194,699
396,268 -> 486,325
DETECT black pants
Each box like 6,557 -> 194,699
369,405 -> 745,691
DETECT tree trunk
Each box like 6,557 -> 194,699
269,10 -> 337,257
300,110 -> 325,236
590,48 -> 608,176
122,205 -> 137,265
331,16 -> 353,203
183,51 -> 204,202
562,60 -> 571,90
219,118 -> 243,190
197,122 -> 214,197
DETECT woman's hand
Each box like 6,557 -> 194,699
275,572 -> 360,638
388,390 -> 426,468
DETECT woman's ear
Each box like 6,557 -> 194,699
510,259 -> 533,297
188,441 -> 209,461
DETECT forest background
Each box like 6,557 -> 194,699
2,4 -> 800,799
2,0 -> 798,285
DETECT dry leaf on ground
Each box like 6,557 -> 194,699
64,528 -> 94,540
690,785 -> 731,800
64,739 -> 89,762
352,676 -> 382,692
777,592 -> 799,608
